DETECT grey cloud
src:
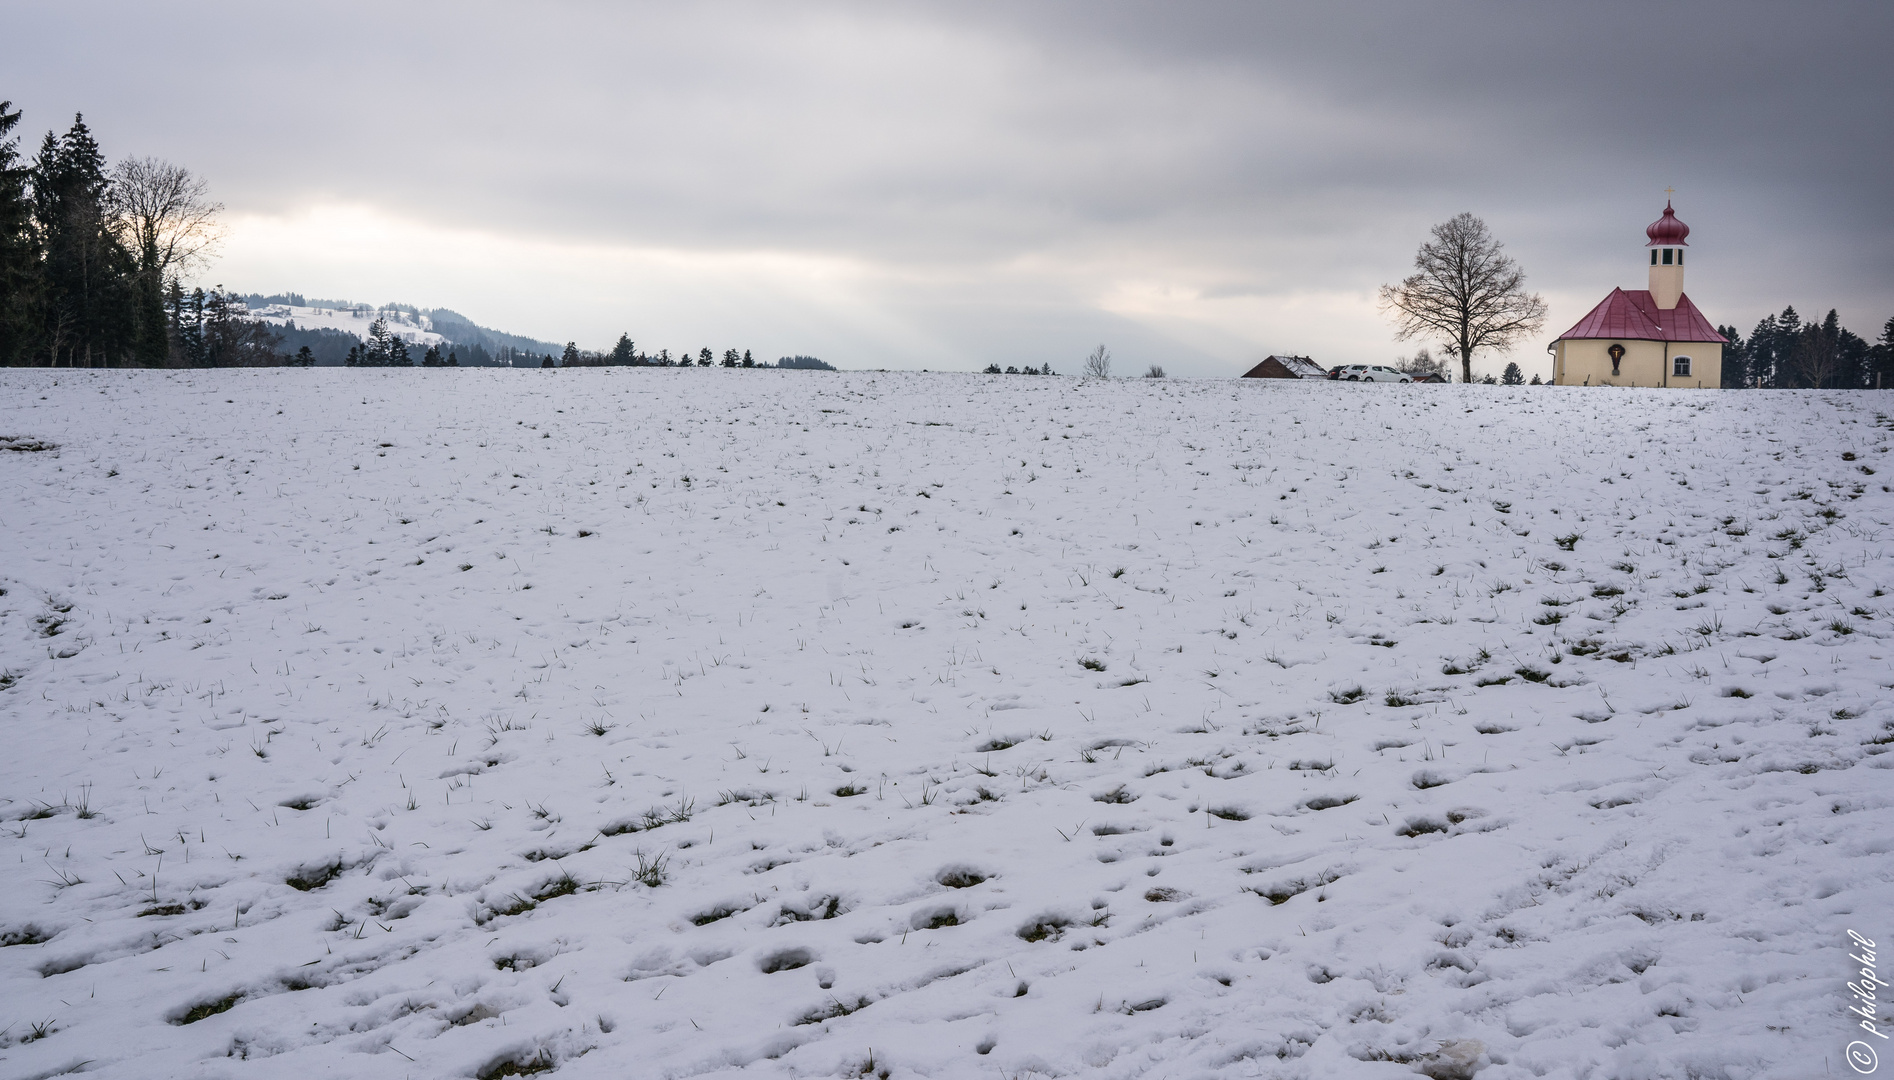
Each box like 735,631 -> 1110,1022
10,1 -> 1890,373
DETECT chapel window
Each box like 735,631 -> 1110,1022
1673,355 -> 1692,377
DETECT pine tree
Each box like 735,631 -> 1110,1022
1746,313 -> 1782,387
129,237 -> 167,366
0,100 -> 40,366
202,286 -> 232,366
389,334 -> 411,366
33,115 -> 134,366
1872,316 -> 1894,390
562,341 -> 579,367
742,349 -> 754,368
364,317 -> 393,366
1501,361 -> 1524,385
610,333 -> 635,365
292,345 -> 315,367
179,287 -> 206,366
162,277 -> 185,366
699,347 -> 714,367
345,343 -> 361,367
1716,324 -> 1749,388
447,350 -> 459,367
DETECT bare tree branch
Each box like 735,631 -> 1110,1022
107,157 -> 223,283
1379,212 -> 1546,384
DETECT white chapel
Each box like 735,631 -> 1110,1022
1550,200 -> 1726,388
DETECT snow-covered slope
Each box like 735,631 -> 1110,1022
243,303 -> 446,348
1,371 -> 1889,1080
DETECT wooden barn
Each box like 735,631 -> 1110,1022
1241,355 -> 1326,379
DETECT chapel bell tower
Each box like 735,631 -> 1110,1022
1646,200 -> 1689,310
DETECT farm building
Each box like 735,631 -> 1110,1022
1241,355 -> 1326,379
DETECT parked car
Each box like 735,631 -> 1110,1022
1327,364 -> 1410,383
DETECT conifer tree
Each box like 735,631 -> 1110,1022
1872,317 -> 1894,390
562,341 -> 579,367
422,343 -> 443,366
742,349 -> 754,368
389,334 -> 411,366
364,317 -> 393,366
179,287 -> 206,366
33,115 -> 134,366
699,347 -> 714,367
292,345 -> 315,367
1501,361 -> 1524,385
0,100 -> 39,366
202,286 -> 232,366
163,277 -> 185,365
610,333 -> 635,365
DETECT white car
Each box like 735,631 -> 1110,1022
1327,364 -> 1410,383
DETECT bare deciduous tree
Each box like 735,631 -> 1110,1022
1083,344 -> 1111,378
1393,346 -> 1446,378
107,157 -> 223,283
1379,213 -> 1545,384
1787,318 -> 1845,389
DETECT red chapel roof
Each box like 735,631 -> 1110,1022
1556,288 -> 1727,344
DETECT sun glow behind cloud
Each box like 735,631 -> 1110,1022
220,202 -> 946,363
221,201 -> 1393,374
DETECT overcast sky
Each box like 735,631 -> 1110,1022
11,1 -> 1892,375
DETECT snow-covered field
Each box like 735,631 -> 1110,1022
2,371 -> 1891,1080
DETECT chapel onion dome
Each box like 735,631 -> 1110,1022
1646,201 -> 1690,247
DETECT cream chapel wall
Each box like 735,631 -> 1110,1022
1555,339 -> 1722,388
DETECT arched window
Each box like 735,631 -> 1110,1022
1673,355 -> 1692,377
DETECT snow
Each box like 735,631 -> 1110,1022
1,370 -> 1891,1080
242,303 -> 447,348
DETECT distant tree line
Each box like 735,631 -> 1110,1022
1718,307 -> 1894,389
547,335 -> 833,370
983,363 -> 1058,375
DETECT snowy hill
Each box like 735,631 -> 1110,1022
241,301 -> 448,349
1,372 -> 1889,1079
236,295 -> 567,365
